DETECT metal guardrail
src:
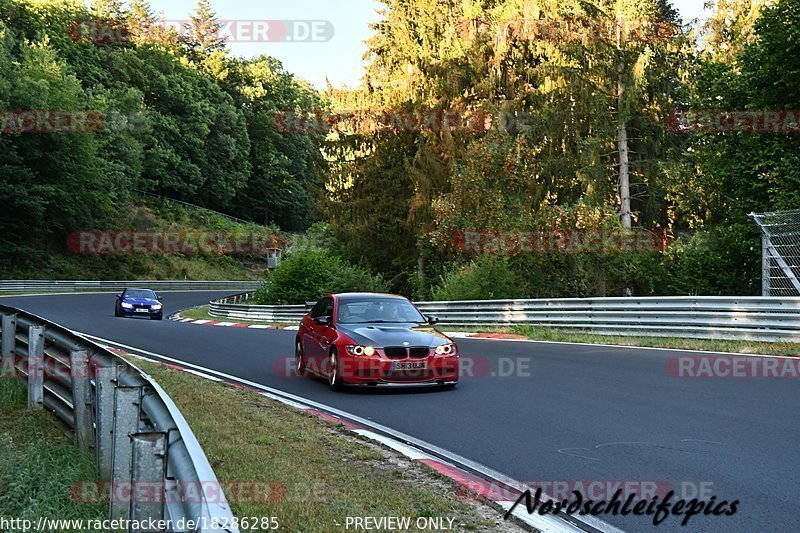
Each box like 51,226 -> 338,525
0,280 -> 263,293
209,295 -> 800,343
0,305 -> 238,532
209,293 -> 307,324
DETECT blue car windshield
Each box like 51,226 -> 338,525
125,289 -> 157,299
337,298 -> 425,324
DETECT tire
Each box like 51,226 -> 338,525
114,304 -> 123,317
328,348 -> 344,392
295,339 -> 308,377
151,314 -> 163,321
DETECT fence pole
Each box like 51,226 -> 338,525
95,364 -> 118,480
70,349 -> 94,450
129,432 -> 168,527
27,325 -> 44,409
762,235 -> 771,297
1,313 -> 16,376
110,385 -> 142,521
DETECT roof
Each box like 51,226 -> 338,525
334,293 -> 408,301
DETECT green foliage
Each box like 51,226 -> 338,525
0,0 -> 321,277
0,380 -> 106,522
661,224 -> 761,296
255,250 -> 387,304
432,255 -> 523,301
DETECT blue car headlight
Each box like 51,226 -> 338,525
121,302 -> 133,309
151,304 -> 162,310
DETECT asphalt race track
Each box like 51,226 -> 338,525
3,292 -> 797,533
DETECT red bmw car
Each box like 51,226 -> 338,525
295,293 -> 459,391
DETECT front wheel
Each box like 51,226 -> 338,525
328,348 -> 344,392
150,314 -> 163,321
295,340 -> 308,377
114,304 -> 123,317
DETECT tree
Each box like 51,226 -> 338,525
184,0 -> 225,56
90,0 -> 125,20
702,0 -> 769,64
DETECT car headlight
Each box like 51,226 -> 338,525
121,302 -> 133,309
435,343 -> 456,355
151,304 -> 162,310
346,345 -> 376,357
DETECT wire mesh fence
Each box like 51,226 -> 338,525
751,210 -> 800,297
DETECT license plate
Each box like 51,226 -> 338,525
391,362 -> 428,371
135,308 -> 149,313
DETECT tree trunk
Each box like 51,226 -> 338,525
618,105 -> 632,230
617,13 -> 632,231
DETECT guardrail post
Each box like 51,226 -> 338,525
95,364 -> 118,480
27,325 -> 44,409
70,350 -> 93,450
129,432 -> 167,528
110,385 -> 142,521
1,313 -> 16,376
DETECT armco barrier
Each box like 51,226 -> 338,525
209,295 -> 800,343
209,293 -> 307,324
0,305 -> 238,532
0,280 -> 262,293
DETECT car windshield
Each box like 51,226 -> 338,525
337,298 -> 426,324
125,289 -> 157,299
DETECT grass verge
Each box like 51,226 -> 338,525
0,379 -> 106,523
510,326 -> 799,357
130,358 -> 519,532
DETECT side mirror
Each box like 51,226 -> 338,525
157,296 -> 163,301
116,294 -> 122,298
427,315 -> 439,325
314,316 -> 333,326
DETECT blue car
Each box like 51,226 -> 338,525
114,288 -> 164,320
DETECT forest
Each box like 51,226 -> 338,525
1,0 -> 798,301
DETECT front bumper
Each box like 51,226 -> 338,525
338,352 -> 459,386
121,306 -> 162,317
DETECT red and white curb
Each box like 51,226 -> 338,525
170,313 -> 299,331
80,333 -> 611,533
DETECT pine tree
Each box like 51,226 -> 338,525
90,0 -> 125,20
185,0 -> 226,56
127,0 -> 156,43
702,0 -> 769,64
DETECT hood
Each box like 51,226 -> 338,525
337,323 -> 450,348
122,297 -> 160,305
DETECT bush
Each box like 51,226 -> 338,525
255,250 -> 387,304
661,224 -> 761,296
432,255 -> 524,301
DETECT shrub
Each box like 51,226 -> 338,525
431,255 -> 524,301
255,250 -> 387,304
661,224 -> 760,296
